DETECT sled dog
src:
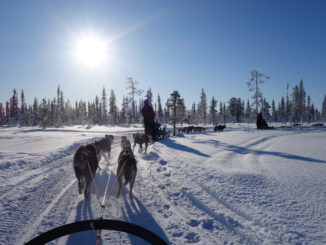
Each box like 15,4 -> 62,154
133,133 -> 150,154
116,138 -> 137,198
73,144 -> 99,199
214,124 -> 226,132
94,134 -> 114,162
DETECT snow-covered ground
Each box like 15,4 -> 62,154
1,124 -> 326,244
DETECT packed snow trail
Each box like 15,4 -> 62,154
0,125 -> 326,244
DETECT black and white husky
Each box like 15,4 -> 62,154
116,138 -> 137,198
73,144 -> 99,199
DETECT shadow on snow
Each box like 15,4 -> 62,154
66,167 -> 169,244
158,138 -> 210,158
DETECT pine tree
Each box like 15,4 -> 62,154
0,103 -> 4,125
306,95 -> 312,123
19,89 -> 27,126
262,98 -> 271,121
109,89 -> 118,125
191,102 -> 196,124
5,101 -> 10,124
126,77 -> 143,125
157,94 -> 164,123
271,99 -> 277,122
245,99 -> 252,123
322,94 -> 326,122
167,90 -> 183,136
228,97 -> 243,123
56,85 -> 62,126
209,96 -> 217,125
198,88 -> 207,124
94,96 -> 100,124
120,96 -> 128,125
291,85 -> 299,123
146,87 -> 153,105
222,103 -> 227,124
101,87 -> 108,124
286,83 -> 291,122
32,97 -> 39,126
50,99 -> 56,126
291,81 -> 306,124
298,80 -> 306,123
10,89 -> 19,126
39,98 -> 49,129
246,70 -> 269,114
279,97 -> 286,124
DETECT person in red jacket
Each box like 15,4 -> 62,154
141,99 -> 157,140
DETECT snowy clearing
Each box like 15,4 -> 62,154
0,124 -> 326,244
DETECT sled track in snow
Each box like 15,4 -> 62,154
0,138 -> 101,245
138,153 -> 257,244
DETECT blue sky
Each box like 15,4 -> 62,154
1,0 -> 326,110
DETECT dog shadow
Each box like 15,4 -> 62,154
120,195 -> 170,244
65,199 -> 97,245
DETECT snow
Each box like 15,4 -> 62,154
1,124 -> 326,244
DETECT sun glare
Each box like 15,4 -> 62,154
74,35 -> 108,68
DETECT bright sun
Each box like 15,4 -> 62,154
74,35 -> 108,68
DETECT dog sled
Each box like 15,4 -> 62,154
26,219 -> 167,244
152,122 -> 171,140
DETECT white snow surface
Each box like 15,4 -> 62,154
1,124 -> 326,244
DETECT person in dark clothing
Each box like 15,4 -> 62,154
141,100 -> 157,140
256,113 -> 269,129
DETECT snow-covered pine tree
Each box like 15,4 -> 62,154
306,95 -> 312,124
101,87 -> 108,125
0,103 -> 4,125
157,94 -> 164,123
286,83 -> 291,123
119,96 -> 128,125
146,87 -> 153,105
10,89 -> 19,126
298,80 -> 306,123
109,89 -> 118,125
79,100 -> 87,125
5,101 -> 10,125
176,98 -> 186,126
262,98 -> 271,122
291,81 -> 306,124
278,97 -> 286,124
222,103 -> 227,124
190,102 -> 196,124
228,97 -> 243,123
322,94 -> 326,122
39,98 -> 49,129
245,99 -> 252,123
271,99 -> 277,122
94,96 -> 100,124
246,70 -> 269,114
126,77 -> 143,125
50,99 -> 56,126
209,96 -> 217,125
164,105 -> 169,124
167,90 -> 183,136
31,98 -> 39,126
197,89 -> 207,125
291,85 -> 300,123
19,90 -> 27,126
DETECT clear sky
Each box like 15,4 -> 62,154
1,0 -> 326,110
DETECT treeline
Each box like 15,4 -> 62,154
0,77 -> 326,128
